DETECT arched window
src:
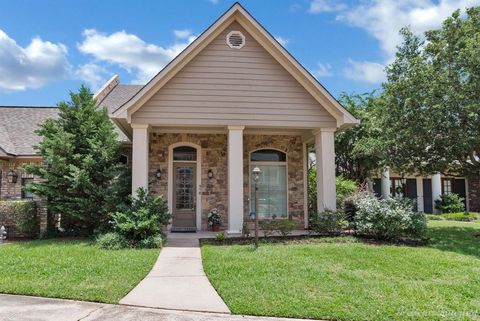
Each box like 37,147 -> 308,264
250,149 -> 287,219
173,146 -> 197,161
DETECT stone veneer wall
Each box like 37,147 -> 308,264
243,135 -> 305,228
149,132 -> 229,230
468,174 -> 480,212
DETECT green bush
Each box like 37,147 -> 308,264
0,200 -> 39,237
138,234 -> 163,248
259,219 -> 296,237
440,212 -> 480,222
215,232 -> 226,242
109,187 -> 170,248
309,210 -> 346,235
434,193 -> 465,213
336,176 -> 358,209
354,195 -> 427,241
307,167 -> 357,213
96,232 -> 128,250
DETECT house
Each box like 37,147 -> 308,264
370,167 -> 476,214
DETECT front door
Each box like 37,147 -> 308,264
172,163 -> 196,228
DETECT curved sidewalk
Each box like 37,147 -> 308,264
120,235 -> 230,313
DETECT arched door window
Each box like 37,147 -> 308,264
250,149 -> 287,219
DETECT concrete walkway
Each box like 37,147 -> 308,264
119,235 -> 230,313
0,294 -> 321,321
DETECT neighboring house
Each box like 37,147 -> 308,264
371,167 -> 479,213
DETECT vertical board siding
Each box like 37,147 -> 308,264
132,22 -> 336,128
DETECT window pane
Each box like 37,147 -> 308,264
250,149 -> 286,162
250,165 -> 287,219
22,178 -> 34,199
173,146 -> 197,161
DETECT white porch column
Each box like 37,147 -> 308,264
381,166 -> 391,200
227,126 -> 244,234
132,124 -> 149,195
432,172 -> 442,213
416,177 -> 424,212
314,129 -> 336,213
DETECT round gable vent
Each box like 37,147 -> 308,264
226,31 -> 245,49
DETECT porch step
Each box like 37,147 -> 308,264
170,226 -> 197,233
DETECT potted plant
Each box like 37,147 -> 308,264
208,208 -> 221,231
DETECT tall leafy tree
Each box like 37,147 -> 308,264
335,92 -> 381,182
26,86 -> 126,233
371,7 -> 480,176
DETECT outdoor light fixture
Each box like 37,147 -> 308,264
207,169 -> 214,179
0,226 -> 6,244
252,166 -> 261,249
7,170 -> 18,184
252,166 -> 261,182
155,169 -> 162,180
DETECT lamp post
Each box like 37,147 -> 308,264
252,166 -> 261,249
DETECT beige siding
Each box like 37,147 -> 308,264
132,22 -> 336,128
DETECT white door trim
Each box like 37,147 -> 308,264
168,142 -> 202,230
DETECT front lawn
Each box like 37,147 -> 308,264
202,221 -> 480,321
0,239 -> 159,303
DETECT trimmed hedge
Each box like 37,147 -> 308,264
0,200 -> 39,237
426,212 -> 480,222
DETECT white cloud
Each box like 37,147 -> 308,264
312,63 -> 334,78
78,29 -> 196,84
275,36 -> 289,47
0,29 -> 70,91
343,59 -> 385,84
309,0 -> 347,13
174,29 -> 192,39
337,0 -> 480,58
75,63 -> 112,91
209,0 -> 219,4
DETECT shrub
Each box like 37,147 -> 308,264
96,232 -> 128,250
440,212 -> 480,222
344,190 -> 370,227
138,234 -> 163,248
354,195 -> 427,241
276,220 -> 297,236
309,209 -> 346,235
259,219 -> 296,237
110,187 -> 170,248
434,193 -> 465,213
336,176 -> 357,209
215,232 -> 226,242
307,168 -> 358,213
0,200 -> 39,237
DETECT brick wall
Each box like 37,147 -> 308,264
468,174 -> 480,212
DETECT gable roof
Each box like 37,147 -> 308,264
0,106 -> 59,156
111,2 -> 358,130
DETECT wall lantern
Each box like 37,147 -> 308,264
7,170 -> 18,184
155,169 -> 162,180
252,166 -> 261,182
207,169 -> 214,179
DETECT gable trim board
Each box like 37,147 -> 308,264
111,3 -> 358,137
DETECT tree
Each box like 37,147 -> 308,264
335,92 -> 382,181
25,86 -> 126,233
371,7 -> 480,176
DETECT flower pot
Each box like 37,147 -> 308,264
212,224 -> 220,232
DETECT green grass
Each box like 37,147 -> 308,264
202,221 -> 480,321
0,239 -> 159,303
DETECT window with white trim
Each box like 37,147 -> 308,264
250,149 -> 287,219
442,178 -> 453,194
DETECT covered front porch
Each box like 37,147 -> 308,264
130,126 -> 337,233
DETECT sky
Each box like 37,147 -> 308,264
0,0 -> 478,106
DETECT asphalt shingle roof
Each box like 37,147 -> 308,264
0,106 -> 59,156
97,84 -> 143,115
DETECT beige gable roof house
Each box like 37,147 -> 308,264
0,3 -> 359,234
96,3 -> 358,233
